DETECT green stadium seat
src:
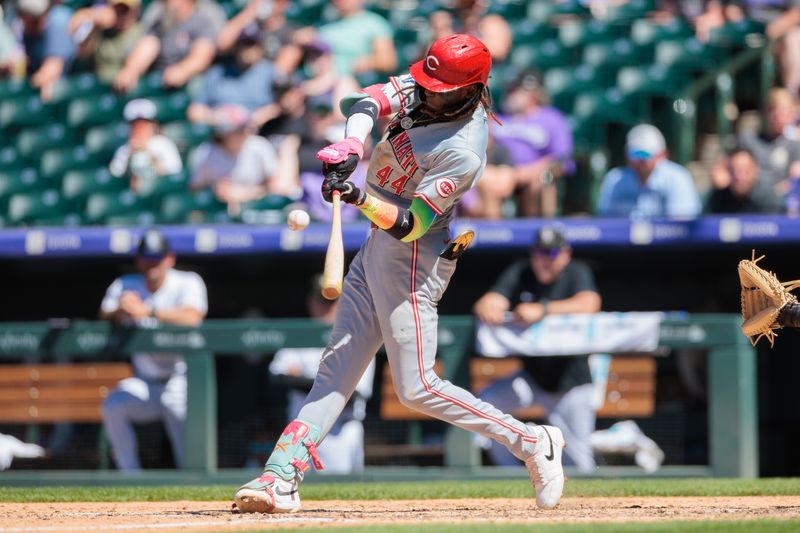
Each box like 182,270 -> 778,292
104,211 -> 158,226
512,20 -> 557,45
162,122 -> 211,154
573,88 -> 637,126
67,93 -> 124,128
63,0 -> 94,9
529,0 -> 588,23
605,0 -> 656,21
84,190 -> 152,225
128,72 -> 169,99
136,171 -> 190,199
582,39 -> 641,80
286,0 -> 326,26
631,18 -> 693,49
61,168 -> 127,201
7,190 -> 71,226
655,38 -> 715,71
15,124 -> 77,159
85,122 -> 130,156
31,212 -> 84,227
0,79 -> 34,100
0,146 -> 31,171
487,0 -> 528,20
394,26 -> 423,47
159,190 -> 227,224
558,20 -> 619,49
545,64 -> 602,112
0,95 -> 58,129
708,20 -> 766,47
240,195 -> 294,224
511,39 -> 573,71
568,115 -> 597,152
149,92 -> 191,123
40,146 -> 107,181
0,168 -> 46,206
50,73 -> 110,105
616,64 -> 680,97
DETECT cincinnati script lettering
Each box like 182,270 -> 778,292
388,131 -> 419,177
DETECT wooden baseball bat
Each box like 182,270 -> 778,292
321,190 -> 344,300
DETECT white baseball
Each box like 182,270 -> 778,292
287,209 -> 310,231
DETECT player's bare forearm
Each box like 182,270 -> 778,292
545,291 -> 602,315
99,309 -> 129,324
153,307 -> 205,326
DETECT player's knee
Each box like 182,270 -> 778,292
101,396 -> 117,421
101,389 -> 126,419
396,382 -> 431,409
395,373 -> 442,410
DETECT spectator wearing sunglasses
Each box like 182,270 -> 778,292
596,124 -> 701,219
473,225 -> 602,472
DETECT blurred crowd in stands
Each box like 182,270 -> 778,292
4,0 -> 800,223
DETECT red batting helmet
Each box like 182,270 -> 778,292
409,34 -> 491,93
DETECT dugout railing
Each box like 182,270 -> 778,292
0,314 -> 756,484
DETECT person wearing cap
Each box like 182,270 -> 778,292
473,225 -> 602,472
596,123 -> 701,218
14,0 -> 75,100
491,69 -> 575,217
267,274 -> 375,474
100,229 -> 207,472
114,0 -> 216,92
188,24 -> 280,130
190,104 -> 298,215
109,98 -> 183,194
69,0 -> 142,84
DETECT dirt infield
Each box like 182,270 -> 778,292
1,496 -> 799,532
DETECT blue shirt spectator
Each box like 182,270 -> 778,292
194,60 -> 275,111
597,124 -> 701,218
188,27 -> 278,130
13,0 -> 74,99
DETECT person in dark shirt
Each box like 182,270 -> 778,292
473,225 -> 602,471
706,147 -> 782,214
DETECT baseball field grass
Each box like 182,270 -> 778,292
1,479 -> 798,532
1,477 -> 799,502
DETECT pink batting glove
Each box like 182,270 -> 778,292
316,136 -> 364,164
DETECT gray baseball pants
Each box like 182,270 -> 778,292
296,228 -> 538,460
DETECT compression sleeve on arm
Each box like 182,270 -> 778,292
342,96 -> 378,144
357,195 -> 437,242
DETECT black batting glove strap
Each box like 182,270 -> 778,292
322,154 -> 361,183
322,178 -> 363,204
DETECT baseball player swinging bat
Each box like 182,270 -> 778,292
322,188 -> 344,300
233,33 -> 566,516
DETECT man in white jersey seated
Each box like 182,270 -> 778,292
100,229 -> 208,471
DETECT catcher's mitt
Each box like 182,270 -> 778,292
739,251 -> 800,347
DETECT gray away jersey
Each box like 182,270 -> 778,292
364,73 -> 489,231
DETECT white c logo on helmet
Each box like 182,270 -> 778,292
426,55 -> 440,71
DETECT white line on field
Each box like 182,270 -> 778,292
0,516 -> 340,532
